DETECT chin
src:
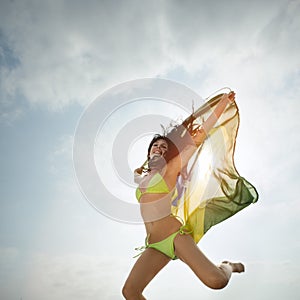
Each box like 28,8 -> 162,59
151,154 -> 162,159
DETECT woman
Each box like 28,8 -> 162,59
122,92 -> 245,300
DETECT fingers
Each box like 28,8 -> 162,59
134,167 -> 143,174
226,91 -> 235,103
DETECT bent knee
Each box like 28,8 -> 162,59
206,274 -> 229,290
122,282 -> 143,299
122,283 -> 133,299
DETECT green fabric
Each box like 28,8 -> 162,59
171,95 -> 259,244
203,176 -> 257,234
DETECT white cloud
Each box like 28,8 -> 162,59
48,134 -> 74,176
16,250 -> 300,300
1,1 -> 299,298
0,0 -> 171,110
0,102 -> 24,125
0,0 -> 297,112
23,253 -> 128,300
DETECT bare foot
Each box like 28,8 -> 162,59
222,261 -> 245,273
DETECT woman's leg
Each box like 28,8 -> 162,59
174,233 -> 245,290
122,248 -> 171,299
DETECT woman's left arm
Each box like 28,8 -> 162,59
194,91 -> 235,146
166,92 -> 235,175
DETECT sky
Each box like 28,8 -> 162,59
0,0 -> 300,299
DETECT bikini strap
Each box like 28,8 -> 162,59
170,214 -> 193,235
133,246 -> 146,258
179,225 -> 193,235
133,234 -> 150,258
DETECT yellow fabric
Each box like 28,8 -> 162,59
171,96 -> 258,244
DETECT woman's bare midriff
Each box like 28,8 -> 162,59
140,192 -> 182,243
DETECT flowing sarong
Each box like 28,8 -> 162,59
168,94 -> 258,244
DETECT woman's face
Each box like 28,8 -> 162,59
149,139 -> 168,159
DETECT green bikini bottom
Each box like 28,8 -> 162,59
135,226 -> 191,260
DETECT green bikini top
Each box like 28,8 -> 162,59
136,172 -> 177,202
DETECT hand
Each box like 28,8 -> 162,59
134,167 -> 144,175
226,91 -> 235,103
222,91 -> 235,103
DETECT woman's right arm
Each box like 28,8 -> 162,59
134,167 -> 145,184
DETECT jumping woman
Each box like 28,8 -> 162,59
122,91 -> 258,299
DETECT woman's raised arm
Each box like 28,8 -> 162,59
194,91 -> 235,146
167,92 -> 235,175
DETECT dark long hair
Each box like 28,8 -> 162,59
147,134 -> 180,163
142,121 -> 195,172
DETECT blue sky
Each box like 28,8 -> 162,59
0,0 -> 300,299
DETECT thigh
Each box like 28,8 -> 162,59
124,248 -> 171,292
174,234 -> 225,287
